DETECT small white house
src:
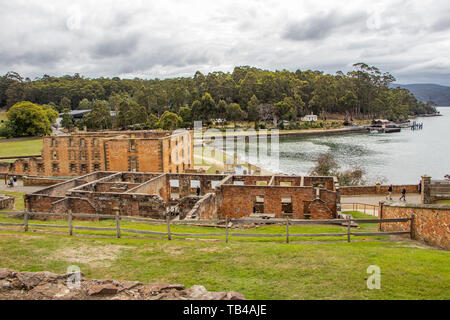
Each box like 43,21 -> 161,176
301,115 -> 318,122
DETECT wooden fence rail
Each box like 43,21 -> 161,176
0,211 -> 413,244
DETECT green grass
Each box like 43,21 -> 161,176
0,137 -> 43,159
0,111 -> 7,121
438,200 -> 450,205
0,230 -> 448,300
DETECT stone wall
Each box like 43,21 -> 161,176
186,193 -> 217,220
341,184 -> 419,196
0,195 -> 14,210
379,202 -> 450,250
23,176 -> 69,187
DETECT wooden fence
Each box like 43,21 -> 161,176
0,211 -> 413,244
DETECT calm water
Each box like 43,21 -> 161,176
218,107 -> 450,184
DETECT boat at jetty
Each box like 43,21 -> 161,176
366,119 -> 402,133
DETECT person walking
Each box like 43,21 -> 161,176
400,187 -> 407,202
418,181 -> 422,194
386,185 -> 393,200
196,186 -> 201,196
13,176 -> 17,187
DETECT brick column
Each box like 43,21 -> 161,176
421,176 -> 431,204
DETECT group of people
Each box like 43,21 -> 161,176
411,121 -> 424,130
386,185 -> 408,202
4,175 -> 18,188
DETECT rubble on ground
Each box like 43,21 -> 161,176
0,268 -> 246,300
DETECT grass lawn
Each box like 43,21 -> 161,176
0,137 -> 43,159
438,200 -> 450,205
0,230 -> 448,300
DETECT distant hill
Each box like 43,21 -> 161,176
392,83 -> 450,106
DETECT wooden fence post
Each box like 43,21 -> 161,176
364,204 -> 366,214
225,217 -> 229,243
115,208 -> 121,239
24,210 -> 29,232
68,209 -> 73,236
286,217 -> 290,244
410,214 -> 415,239
347,216 -> 351,243
166,214 -> 172,241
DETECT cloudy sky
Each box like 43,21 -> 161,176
1,0 -> 450,85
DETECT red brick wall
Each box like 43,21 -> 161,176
309,199 -> 335,220
379,203 -> 450,250
341,184 -> 419,196
220,185 -> 317,219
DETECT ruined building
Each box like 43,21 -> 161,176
0,131 -> 194,177
25,171 -> 341,220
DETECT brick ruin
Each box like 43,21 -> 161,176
25,171 -> 341,221
0,195 -> 14,210
0,130 -> 194,177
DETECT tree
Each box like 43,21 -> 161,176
179,106 -> 192,128
310,153 -> 365,186
226,103 -> 243,127
145,113 -> 159,129
247,95 -> 259,124
78,98 -> 92,110
6,101 -> 54,137
61,108 -> 74,131
201,92 -> 216,120
83,100 -> 112,130
60,97 -> 72,110
216,100 -> 228,121
158,111 -> 182,130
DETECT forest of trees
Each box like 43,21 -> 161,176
0,63 -> 438,132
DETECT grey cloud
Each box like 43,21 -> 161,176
0,49 -> 64,67
90,33 -> 141,58
283,11 -> 369,41
431,17 -> 450,32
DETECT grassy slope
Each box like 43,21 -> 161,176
0,138 -> 43,159
0,111 -> 7,121
0,231 -> 448,300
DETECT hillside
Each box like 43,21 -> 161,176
394,83 -> 450,106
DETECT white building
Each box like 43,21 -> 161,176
301,115 -> 318,122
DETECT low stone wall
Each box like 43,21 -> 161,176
341,184 -> 419,196
23,176 -> 70,187
0,195 -> 14,210
379,202 -> 450,250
